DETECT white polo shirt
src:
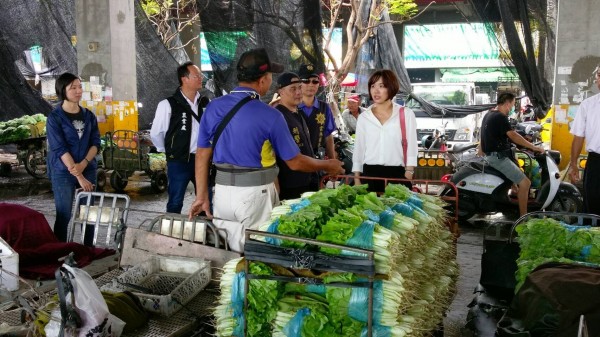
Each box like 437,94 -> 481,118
571,92 -> 600,154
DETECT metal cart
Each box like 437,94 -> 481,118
244,229 -> 377,337
66,190 -> 131,250
0,136 -> 47,179
100,130 -> 167,193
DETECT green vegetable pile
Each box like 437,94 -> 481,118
0,114 -> 46,144
216,184 -> 458,337
148,153 -> 166,171
515,218 -> 600,290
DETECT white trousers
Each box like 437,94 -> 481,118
213,182 -> 279,253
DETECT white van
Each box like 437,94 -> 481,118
408,83 -> 488,149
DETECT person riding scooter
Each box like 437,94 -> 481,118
479,92 -> 544,216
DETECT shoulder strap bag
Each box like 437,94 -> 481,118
208,95 -> 255,183
399,106 -> 407,167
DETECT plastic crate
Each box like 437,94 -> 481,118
100,256 -> 211,316
0,236 -> 19,291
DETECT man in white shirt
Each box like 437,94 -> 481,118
150,62 -> 204,213
341,94 -> 364,134
569,65 -> 600,216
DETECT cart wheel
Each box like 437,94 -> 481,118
24,148 -> 47,179
151,170 -> 168,193
0,162 -> 11,177
96,168 -> 107,191
548,193 -> 583,213
110,171 -> 128,192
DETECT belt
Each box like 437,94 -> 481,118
215,166 -> 279,187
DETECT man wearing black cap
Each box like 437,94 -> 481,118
274,72 -> 315,200
188,49 -> 344,252
298,64 -> 337,161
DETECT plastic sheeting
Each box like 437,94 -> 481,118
355,2 -> 412,96
0,0 -> 75,121
134,0 -> 180,129
0,0 -> 184,128
198,0 -> 325,100
470,0 -> 555,119
353,2 -> 493,117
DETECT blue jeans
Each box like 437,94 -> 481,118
50,168 -> 96,245
166,159 -> 197,213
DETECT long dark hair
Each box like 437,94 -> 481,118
55,72 -> 80,101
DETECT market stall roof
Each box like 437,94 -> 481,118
441,68 -> 517,83
404,23 -> 503,69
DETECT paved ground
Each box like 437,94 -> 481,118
0,161 -> 488,336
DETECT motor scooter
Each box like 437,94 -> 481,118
420,121 -> 449,151
440,123 -> 582,221
333,130 -> 354,175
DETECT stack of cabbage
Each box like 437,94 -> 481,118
215,184 -> 458,337
0,114 -> 46,143
148,153 -> 166,171
515,217 -> 600,291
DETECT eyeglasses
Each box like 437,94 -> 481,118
301,79 -> 320,85
187,74 -> 202,80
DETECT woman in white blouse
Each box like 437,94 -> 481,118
352,69 -> 418,192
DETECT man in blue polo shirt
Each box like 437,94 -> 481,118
188,48 -> 344,253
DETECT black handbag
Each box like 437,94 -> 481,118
480,223 -> 520,292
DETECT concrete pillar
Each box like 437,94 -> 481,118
108,0 -> 137,101
550,0 -> 600,168
75,0 -> 137,133
552,0 -> 600,105
75,0 -> 136,101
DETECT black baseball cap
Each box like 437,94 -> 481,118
277,72 -> 301,89
236,48 -> 284,82
298,63 -> 319,79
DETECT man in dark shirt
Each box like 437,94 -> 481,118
274,72 -> 315,200
480,92 -> 544,216
298,64 -> 337,160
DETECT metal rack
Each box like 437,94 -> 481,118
243,229 -> 377,337
145,213 -> 228,250
67,191 -> 131,250
509,211 -> 600,243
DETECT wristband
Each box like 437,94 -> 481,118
406,170 -> 414,174
83,158 -> 90,164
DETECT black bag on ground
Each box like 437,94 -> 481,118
103,291 -> 149,333
480,224 -> 520,296
496,262 -> 600,337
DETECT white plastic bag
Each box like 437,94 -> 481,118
45,264 -> 125,337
